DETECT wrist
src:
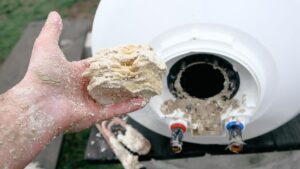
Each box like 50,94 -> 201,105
0,80 -> 69,168
7,80 -> 65,149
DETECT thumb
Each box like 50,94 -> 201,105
37,11 -> 63,44
31,11 -> 65,62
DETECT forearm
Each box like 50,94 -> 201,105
0,80 -> 64,169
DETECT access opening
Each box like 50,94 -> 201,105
180,63 -> 225,99
168,53 -> 240,99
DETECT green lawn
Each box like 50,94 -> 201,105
0,0 -> 78,62
0,0 -> 122,168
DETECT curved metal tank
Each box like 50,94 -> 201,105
91,0 -> 300,144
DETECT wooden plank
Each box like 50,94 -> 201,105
0,20 -> 89,169
271,113 -> 300,150
34,135 -> 64,169
84,126 -> 118,162
243,133 -> 275,153
142,150 -> 300,169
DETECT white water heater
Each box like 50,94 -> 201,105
91,0 -> 300,147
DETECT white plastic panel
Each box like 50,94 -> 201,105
92,0 -> 300,144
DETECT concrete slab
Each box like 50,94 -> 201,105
142,150 -> 300,169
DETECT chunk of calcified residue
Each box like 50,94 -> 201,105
82,44 -> 166,105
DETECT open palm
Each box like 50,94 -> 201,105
24,11 -> 144,132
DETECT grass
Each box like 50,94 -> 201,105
0,0 -> 79,62
57,129 -> 122,169
1,0 -> 122,168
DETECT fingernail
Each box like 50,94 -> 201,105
47,11 -> 59,22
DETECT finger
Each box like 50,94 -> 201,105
67,98 -> 146,132
36,11 -> 63,44
31,11 -> 65,63
99,98 -> 147,120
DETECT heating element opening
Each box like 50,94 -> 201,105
168,53 -> 240,100
180,63 -> 225,99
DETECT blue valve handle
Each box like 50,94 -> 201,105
226,121 -> 244,130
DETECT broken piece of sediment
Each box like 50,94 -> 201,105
82,44 -> 166,105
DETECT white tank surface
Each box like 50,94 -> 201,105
91,0 -> 300,145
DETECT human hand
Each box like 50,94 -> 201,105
22,11 -> 145,133
0,11 -> 146,169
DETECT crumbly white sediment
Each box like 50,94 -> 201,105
161,62 -> 241,136
117,125 -> 151,155
83,44 -> 166,105
109,137 -> 142,169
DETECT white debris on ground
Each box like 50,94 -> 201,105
109,137 -> 142,169
97,118 -> 151,169
117,125 -> 151,155
95,132 -> 101,137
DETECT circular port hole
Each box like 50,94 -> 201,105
180,63 -> 225,99
167,53 -> 240,99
